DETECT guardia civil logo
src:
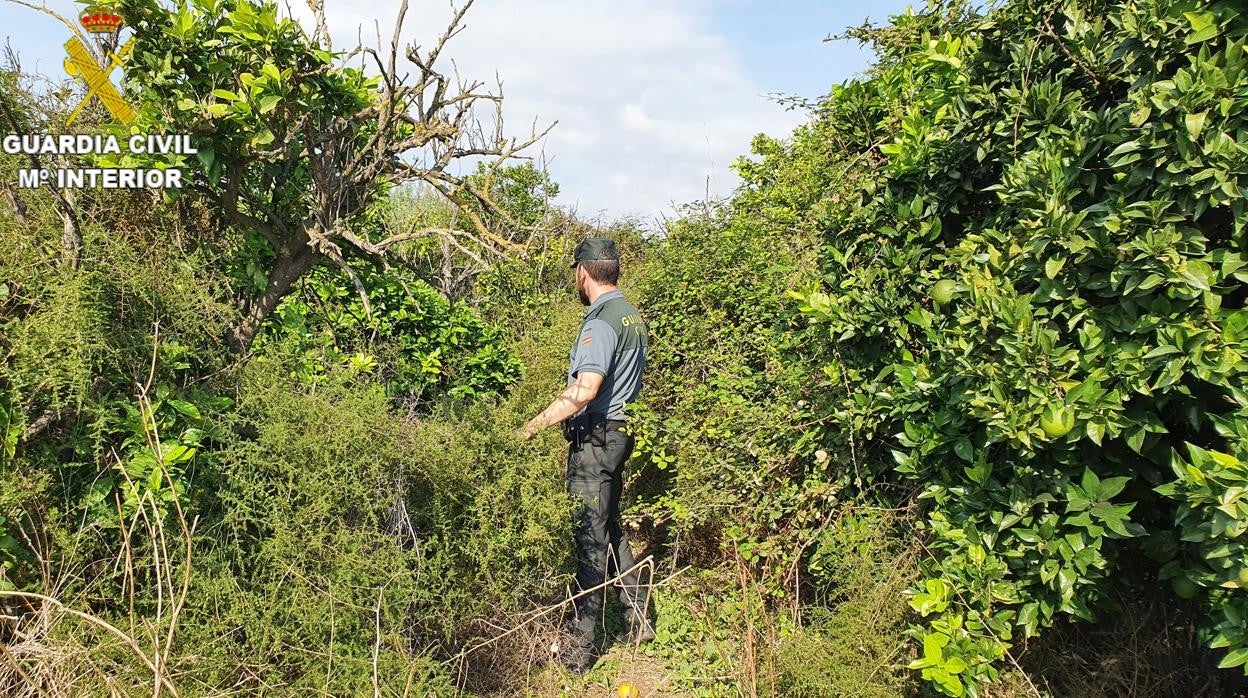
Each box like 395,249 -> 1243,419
65,2 -> 136,125
2,1 -> 193,190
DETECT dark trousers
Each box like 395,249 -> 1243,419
565,429 -> 648,642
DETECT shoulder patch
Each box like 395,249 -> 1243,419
580,336 -> 593,346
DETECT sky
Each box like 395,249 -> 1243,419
0,0 -> 914,220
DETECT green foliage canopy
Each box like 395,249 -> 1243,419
737,0 -> 1248,693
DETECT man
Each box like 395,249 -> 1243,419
518,237 -> 654,674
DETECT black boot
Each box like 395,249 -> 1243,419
623,606 -> 655,645
556,627 -> 597,675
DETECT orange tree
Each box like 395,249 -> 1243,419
113,0 -> 548,351
733,0 -> 1248,694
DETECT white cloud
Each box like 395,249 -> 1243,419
293,0 -> 805,221
620,104 -> 655,132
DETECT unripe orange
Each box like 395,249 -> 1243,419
1171,574 -> 1198,599
1039,404 -> 1074,440
931,279 -> 957,305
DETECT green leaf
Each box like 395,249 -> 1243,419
257,94 -> 281,115
1182,260 -> 1212,291
1218,648 -> 1248,669
922,631 -> 948,660
250,129 -> 276,148
937,672 -> 964,697
954,438 -> 973,462
1099,476 -> 1130,500
1015,528 -> 1042,543
1183,12 -> 1220,44
1209,450 -> 1241,468
1107,141 -> 1140,158
1081,469 -> 1101,498
167,399 -> 202,420
1086,421 -> 1105,446
197,147 -> 216,172
1185,111 -> 1208,141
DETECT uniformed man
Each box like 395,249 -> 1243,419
518,237 -> 654,674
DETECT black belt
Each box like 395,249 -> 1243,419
563,413 -> 627,447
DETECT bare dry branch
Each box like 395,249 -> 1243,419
0,591 -> 181,697
311,227 -> 374,320
119,0 -> 556,350
306,0 -> 331,51
2,0 -> 93,49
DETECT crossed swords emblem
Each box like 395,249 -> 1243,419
63,36 -> 136,125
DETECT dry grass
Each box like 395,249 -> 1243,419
0,379 -> 193,697
1005,585 -> 1241,698
455,556 -> 677,696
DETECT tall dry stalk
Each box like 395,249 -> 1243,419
0,337 -> 197,696
0,475 -> 195,696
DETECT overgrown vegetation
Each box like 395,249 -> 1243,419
768,0 -> 1248,694
2,0 -> 1247,695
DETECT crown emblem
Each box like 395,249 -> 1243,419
79,4 -> 123,34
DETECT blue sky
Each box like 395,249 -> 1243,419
710,1 -> 908,99
0,0 -> 914,218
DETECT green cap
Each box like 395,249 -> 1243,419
570,238 -> 620,268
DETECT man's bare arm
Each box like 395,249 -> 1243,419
519,372 -> 605,439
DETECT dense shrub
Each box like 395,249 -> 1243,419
166,357 -> 569,692
0,100 -> 560,693
735,0 -> 1248,693
772,507 -> 920,697
631,205 -> 826,578
256,259 -> 521,403
626,203 -> 920,695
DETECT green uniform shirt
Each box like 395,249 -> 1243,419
567,290 -> 648,421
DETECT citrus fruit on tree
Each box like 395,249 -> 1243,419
931,279 -> 957,305
1171,574 -> 1199,600
1039,404 -> 1074,440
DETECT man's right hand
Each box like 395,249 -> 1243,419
516,421 -> 541,441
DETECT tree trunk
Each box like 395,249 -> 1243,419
3,186 -> 27,225
227,234 -> 319,353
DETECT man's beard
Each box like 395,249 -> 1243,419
578,284 -> 590,306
